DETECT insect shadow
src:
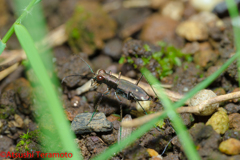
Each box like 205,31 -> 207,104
62,57 -> 162,130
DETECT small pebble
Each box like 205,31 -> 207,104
161,1 -> 184,21
117,8 -> 151,38
194,49 -> 218,68
141,14 -> 179,45
181,42 -> 200,54
219,138 -> 240,155
189,89 -> 219,116
190,0 -> 224,12
107,114 -> 121,122
223,130 -> 240,141
180,113 -> 194,127
103,39 -> 122,59
125,70 -> 137,78
92,55 -> 112,70
14,114 -> 24,128
106,64 -> 118,74
230,88 -> 240,103
229,113 -> 240,131
225,103 -> 240,114
0,136 -> 13,153
206,108 -> 229,134
212,0 -> 231,17
213,87 -> 226,96
101,129 -> 118,145
176,21 -> 208,41
189,11 -> 220,26
183,87 -> 189,92
206,66 -> 221,78
71,112 -> 113,134
147,148 -> 159,157
150,0 -> 167,9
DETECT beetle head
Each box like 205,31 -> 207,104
93,69 -> 106,83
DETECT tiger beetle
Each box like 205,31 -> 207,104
62,57 -> 160,131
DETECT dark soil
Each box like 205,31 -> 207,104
1,0 -> 240,160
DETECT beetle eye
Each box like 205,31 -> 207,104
97,75 -> 104,81
98,69 -> 106,74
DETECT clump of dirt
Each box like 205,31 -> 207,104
65,1 -> 116,55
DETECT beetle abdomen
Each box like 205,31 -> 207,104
117,79 -> 150,101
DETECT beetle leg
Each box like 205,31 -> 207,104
126,92 -> 132,100
135,74 -> 143,85
87,95 -> 103,126
115,72 -> 121,86
114,92 -> 122,119
115,91 -> 121,101
131,93 -> 148,115
118,72 -> 121,79
103,87 -> 111,95
87,87 -> 110,126
115,92 -> 123,140
132,94 -> 162,132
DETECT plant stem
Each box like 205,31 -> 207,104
1,0 -> 40,44
0,42 -> 6,54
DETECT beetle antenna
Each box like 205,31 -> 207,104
161,136 -> 175,155
86,92 -> 104,126
78,57 -> 95,75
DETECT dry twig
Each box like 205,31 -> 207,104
0,24 -> 66,80
121,91 -> 240,128
0,63 -> 19,81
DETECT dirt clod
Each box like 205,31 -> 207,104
85,136 -> 108,156
224,103 -> 240,114
223,130 -> 240,141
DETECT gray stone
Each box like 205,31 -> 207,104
71,112 -> 113,134
103,38 -> 122,59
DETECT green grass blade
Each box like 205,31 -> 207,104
14,24 -> 82,160
13,0 -> 47,43
0,41 -> 6,54
141,68 -> 201,160
1,0 -> 39,45
226,0 -> 240,87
